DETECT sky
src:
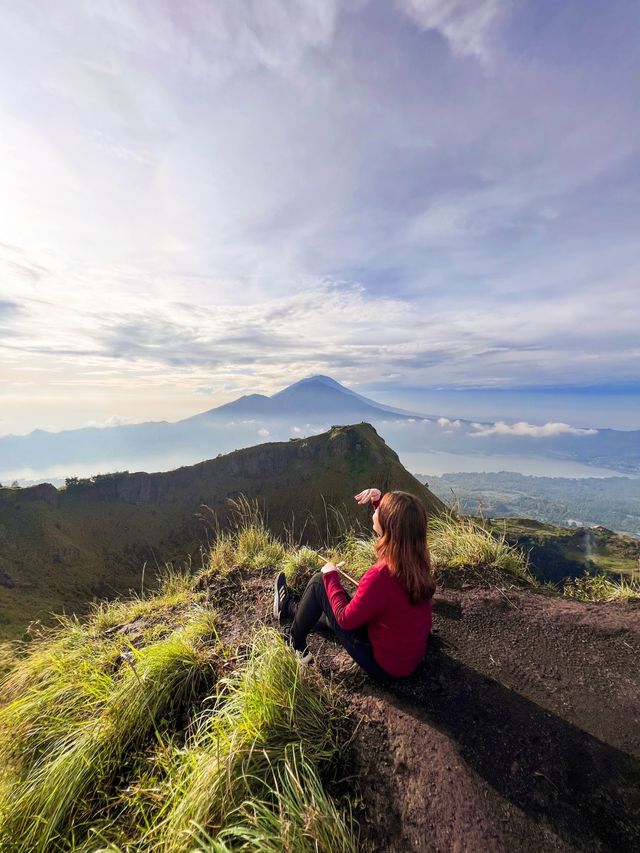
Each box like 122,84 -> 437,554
0,0 -> 639,436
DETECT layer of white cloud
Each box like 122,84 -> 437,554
82,415 -> 136,429
0,264 -> 637,433
471,421 -> 598,438
437,417 -> 462,429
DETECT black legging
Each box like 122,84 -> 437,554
289,572 -> 389,680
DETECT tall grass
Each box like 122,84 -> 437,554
429,512 -> 532,582
221,500 -> 534,594
229,496 -> 286,570
281,506 -> 532,592
0,507 -> 360,852
563,573 -> 640,602
191,744 -> 358,853
149,628 -> 339,851
0,641 -> 16,679
198,497 -> 286,584
0,611 -> 221,852
91,564 -> 201,634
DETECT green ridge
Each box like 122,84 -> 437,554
0,424 -> 444,640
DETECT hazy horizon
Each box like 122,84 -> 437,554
1,376 -> 638,437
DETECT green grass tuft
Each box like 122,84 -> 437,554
563,573 -> 640,602
282,546 -> 323,591
203,532 -> 239,579
429,512 -> 533,582
198,497 -> 286,585
0,611 -> 222,852
191,744 -> 359,853
88,563 -> 205,641
150,628 -> 339,851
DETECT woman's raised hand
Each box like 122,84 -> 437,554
354,488 -> 381,505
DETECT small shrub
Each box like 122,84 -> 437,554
150,629 -> 338,852
429,512 -> 532,582
563,574 -> 640,602
282,546 -> 322,591
191,744 -> 359,853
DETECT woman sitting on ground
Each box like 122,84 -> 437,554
273,488 -> 435,680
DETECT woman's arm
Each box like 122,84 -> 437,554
323,567 -> 386,630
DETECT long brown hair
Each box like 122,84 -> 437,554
375,491 -> 435,604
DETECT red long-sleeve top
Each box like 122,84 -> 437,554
323,562 -> 433,677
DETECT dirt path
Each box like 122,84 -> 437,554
212,573 -> 640,853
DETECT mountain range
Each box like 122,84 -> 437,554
1,375 -> 638,483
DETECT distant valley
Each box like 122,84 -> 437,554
421,471 -> 640,537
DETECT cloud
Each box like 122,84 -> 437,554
1,272 -> 638,435
82,415 -> 136,429
437,417 -> 462,429
257,427 -> 270,437
471,421 -> 598,438
397,0 -> 504,61
12,0 -> 342,88
0,1 -> 638,434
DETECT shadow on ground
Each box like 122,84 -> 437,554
375,635 -> 640,851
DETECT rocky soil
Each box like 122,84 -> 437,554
212,572 -> 640,853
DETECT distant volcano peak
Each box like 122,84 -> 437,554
189,374 -> 422,420
271,375 -> 353,395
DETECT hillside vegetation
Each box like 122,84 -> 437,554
2,494 -> 639,851
497,517 -> 640,585
418,473 -> 640,583
0,500 -> 535,852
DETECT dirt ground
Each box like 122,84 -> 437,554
212,572 -> 640,853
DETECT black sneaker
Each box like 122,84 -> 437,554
273,571 -> 290,624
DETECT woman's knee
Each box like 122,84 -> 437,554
309,571 -> 324,585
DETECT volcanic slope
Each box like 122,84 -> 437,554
0,423 -> 444,640
1,479 -> 638,850
220,567 -> 640,853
